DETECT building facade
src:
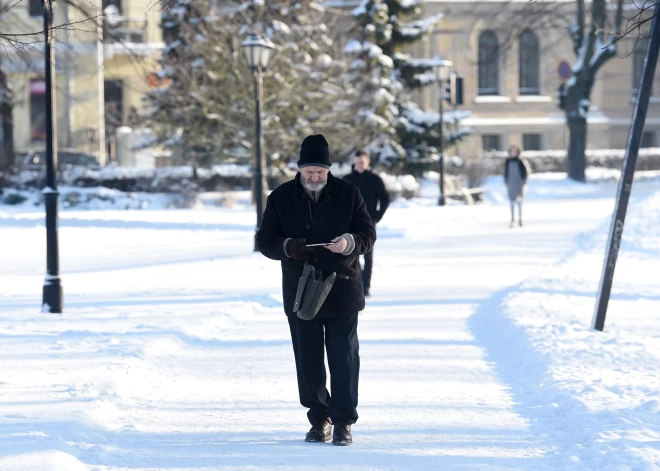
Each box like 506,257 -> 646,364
2,0 -> 657,168
0,0 -> 163,165
414,0 -> 660,158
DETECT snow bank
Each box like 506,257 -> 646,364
0,451 -> 88,471
470,186 -> 660,469
0,186 -> 180,211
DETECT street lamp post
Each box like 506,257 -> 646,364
42,0 -> 63,313
434,58 -> 453,206
241,33 -> 275,251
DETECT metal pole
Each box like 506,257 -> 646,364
253,68 -> 265,251
97,0 -> 106,165
64,1 -> 73,148
592,1 -> 660,331
438,79 -> 446,206
42,0 -> 63,313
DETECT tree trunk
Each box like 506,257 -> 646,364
564,70 -> 591,182
567,116 -> 587,182
0,107 -> 12,172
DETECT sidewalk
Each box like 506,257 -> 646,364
0,178 -> 657,470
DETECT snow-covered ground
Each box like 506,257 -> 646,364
0,174 -> 658,470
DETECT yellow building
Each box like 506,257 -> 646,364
1,0 -> 163,165
327,0 -> 659,158
414,0 -> 660,157
4,0 -> 656,167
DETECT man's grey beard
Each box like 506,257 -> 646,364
301,179 -> 326,193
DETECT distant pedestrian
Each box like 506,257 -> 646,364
504,145 -> 531,227
343,150 -> 389,296
256,134 -> 376,446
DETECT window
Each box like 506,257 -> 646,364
519,30 -> 540,95
482,134 -> 502,152
29,79 -> 46,142
29,0 -> 42,17
478,31 -> 499,96
633,38 -> 653,96
523,134 -> 542,151
104,80 -> 124,134
641,131 -> 655,148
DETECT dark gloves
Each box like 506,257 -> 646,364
286,238 -> 315,261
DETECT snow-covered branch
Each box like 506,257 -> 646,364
570,0 -> 586,56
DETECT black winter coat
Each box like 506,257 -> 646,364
343,170 -> 390,223
504,157 -> 529,182
256,172 -> 376,318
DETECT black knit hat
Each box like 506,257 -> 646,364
297,134 -> 332,169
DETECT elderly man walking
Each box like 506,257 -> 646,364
256,134 -> 376,446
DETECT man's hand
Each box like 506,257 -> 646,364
324,236 -> 347,254
286,238 -> 315,261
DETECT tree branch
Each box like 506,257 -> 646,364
571,0 -> 585,55
590,0 -> 624,73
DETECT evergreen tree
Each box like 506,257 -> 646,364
143,0 -> 352,168
343,1 -> 403,162
345,0 -> 470,165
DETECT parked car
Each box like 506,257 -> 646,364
20,149 -> 100,172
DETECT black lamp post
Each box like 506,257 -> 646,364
241,33 -> 275,251
42,0 -> 63,313
434,58 -> 453,206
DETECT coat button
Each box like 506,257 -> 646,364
305,224 -> 311,230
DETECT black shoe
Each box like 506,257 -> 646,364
332,424 -> 352,446
305,418 -> 331,443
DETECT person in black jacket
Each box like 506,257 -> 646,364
343,150 -> 389,296
256,134 -> 376,446
503,145 -> 531,228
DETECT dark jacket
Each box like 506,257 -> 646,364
504,157 -> 529,183
256,172 -> 376,318
343,169 -> 390,223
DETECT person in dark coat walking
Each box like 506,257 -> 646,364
504,145 -> 531,228
256,134 -> 376,446
343,150 -> 389,296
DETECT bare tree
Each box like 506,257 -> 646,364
465,0 -> 632,181
560,0 -> 624,181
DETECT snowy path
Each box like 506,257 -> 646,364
0,179 -> 658,470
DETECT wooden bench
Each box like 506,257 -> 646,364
446,187 -> 486,205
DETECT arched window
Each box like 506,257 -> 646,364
519,30 -> 540,95
478,31 -> 499,96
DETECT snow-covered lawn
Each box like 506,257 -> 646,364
0,175 -> 658,470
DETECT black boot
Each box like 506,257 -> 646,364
305,418 -> 331,443
332,424 -> 352,446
